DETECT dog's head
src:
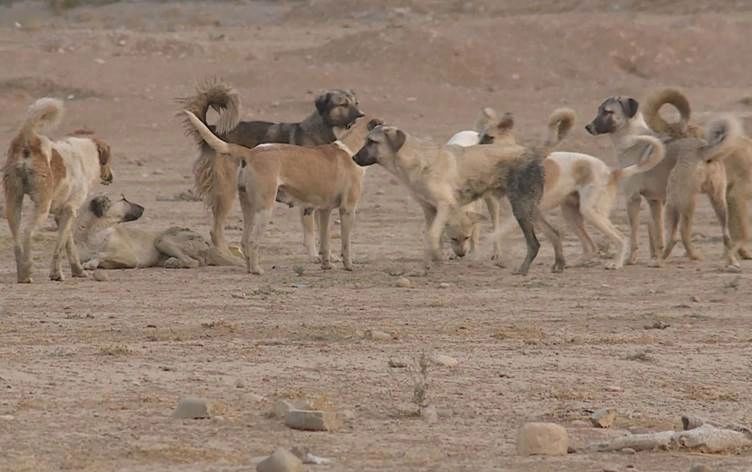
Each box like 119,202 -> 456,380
352,125 -> 407,169
86,194 -> 144,226
315,89 -> 364,129
92,138 -> 113,185
445,210 -> 486,258
477,109 -> 515,145
334,116 -> 384,152
585,96 -> 639,136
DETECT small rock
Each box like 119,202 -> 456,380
0,415 -> 14,421
388,359 -> 407,368
431,353 -> 458,367
420,405 -> 438,424
605,385 -> 623,393
94,58 -> 106,64
257,448 -> 303,472
689,466 -> 711,472
235,379 -> 245,388
603,467 -> 619,472
644,320 -> 670,330
364,329 -> 392,341
438,282 -> 450,289
591,408 -> 617,428
621,447 -> 636,454
517,422 -> 569,456
93,269 -> 109,282
172,397 -> 210,419
285,409 -> 341,431
272,399 -> 313,419
690,295 -> 701,303
395,277 -> 411,288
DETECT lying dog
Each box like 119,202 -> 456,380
643,88 -> 752,261
75,194 -> 239,269
183,109 -> 380,274
353,109 -> 574,274
586,93 -> 741,269
2,98 -> 113,283
446,110 -> 666,269
178,79 -> 364,260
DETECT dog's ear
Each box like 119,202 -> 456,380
482,107 -> 498,119
347,89 -> 357,100
385,127 -> 406,152
619,97 -> 639,118
315,92 -> 332,115
497,112 -> 514,131
367,118 -> 384,131
89,195 -> 111,218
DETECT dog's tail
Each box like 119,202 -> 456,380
543,107 -> 575,150
183,110 -> 242,158
643,88 -> 691,137
20,97 -> 64,136
700,115 -> 742,162
177,78 -> 240,145
612,135 -> 666,183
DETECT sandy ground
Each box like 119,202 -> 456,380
1,1 -> 752,471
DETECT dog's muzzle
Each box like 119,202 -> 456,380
584,122 -> 598,135
124,203 -> 145,222
352,149 -> 376,167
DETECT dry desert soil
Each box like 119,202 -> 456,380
1,1 -> 752,471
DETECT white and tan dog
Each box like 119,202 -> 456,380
183,110 -> 381,274
75,194 -> 239,269
2,98 -> 113,283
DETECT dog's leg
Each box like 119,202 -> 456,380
485,196 -> 506,265
625,194 -> 642,265
508,197 -> 540,275
318,209 -> 332,270
426,203 -> 449,267
579,191 -> 626,270
677,198 -> 701,261
339,207 -> 354,271
243,205 -> 271,275
5,189 -> 26,283
647,199 -> 665,261
49,206 -> 76,281
661,200 -> 680,264
209,165 -> 238,255
535,208 -> 566,273
560,198 -> 597,266
727,188 -> 751,259
707,183 -> 740,269
155,236 -> 200,269
63,219 -> 85,278
19,199 -> 52,283
300,208 -> 319,260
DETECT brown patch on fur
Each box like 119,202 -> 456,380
50,148 -> 66,185
572,160 -> 593,185
542,158 -> 560,192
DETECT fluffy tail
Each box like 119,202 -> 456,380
21,97 -> 64,135
183,111 -> 234,156
176,78 -> 240,145
613,135 -> 666,182
642,88 -> 691,137
701,115 -> 742,162
543,108 -> 575,150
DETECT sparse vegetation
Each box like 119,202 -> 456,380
97,344 -> 132,356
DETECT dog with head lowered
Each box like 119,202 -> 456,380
352,109 -> 575,275
3,98 -> 113,283
183,108 -> 381,274
178,80 -> 363,261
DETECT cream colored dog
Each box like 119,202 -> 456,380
75,194 -> 239,269
3,98 -> 113,283
183,111 -> 380,274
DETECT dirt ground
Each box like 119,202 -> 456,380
1,1 -> 752,471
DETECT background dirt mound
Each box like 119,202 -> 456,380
0,77 -> 100,100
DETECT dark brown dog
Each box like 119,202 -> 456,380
178,79 -> 364,260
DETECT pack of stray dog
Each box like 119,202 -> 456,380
3,81 -> 751,283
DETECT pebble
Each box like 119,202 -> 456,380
420,405 -> 438,424
431,353 -> 459,367
272,399 -> 313,419
517,422 -> 569,456
621,447 -> 636,454
396,277 -> 412,288
0,415 -> 14,421
690,295 -> 701,303
438,282 -> 451,289
591,407 -> 617,428
93,269 -> 109,282
689,466 -> 711,472
172,397 -> 210,419
256,448 -> 303,472
285,409 -> 341,431
364,329 -> 392,341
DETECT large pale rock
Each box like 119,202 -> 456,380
517,422 -> 569,456
590,408 -> 617,428
256,448 -> 303,472
172,397 -> 210,419
285,409 -> 341,431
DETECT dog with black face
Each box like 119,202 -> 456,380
586,94 -> 742,269
178,79 -> 364,262
353,108 -> 575,275
76,194 -> 238,269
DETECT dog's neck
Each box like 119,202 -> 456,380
73,213 -> 114,246
299,111 -> 337,143
611,112 -> 652,149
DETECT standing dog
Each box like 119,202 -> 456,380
75,194 -> 240,269
178,79 -> 364,259
183,110 -> 380,274
3,98 -> 113,283
643,88 -> 752,260
353,109 -> 574,275
585,94 -> 741,268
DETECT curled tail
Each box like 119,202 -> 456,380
612,135 -> 666,182
543,107 -> 575,150
701,115 -> 742,162
642,88 -> 691,137
22,97 -> 64,135
176,78 -> 240,145
183,111 -> 236,157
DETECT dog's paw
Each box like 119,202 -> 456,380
321,261 -> 333,270
647,258 -> 664,268
722,263 -> 742,274
604,262 -> 621,270
49,271 -> 64,282
738,248 -> 752,260
551,261 -> 566,273
686,251 -> 703,261
82,260 -> 99,270
17,276 -> 32,284
249,266 -> 264,275
627,253 -> 639,265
